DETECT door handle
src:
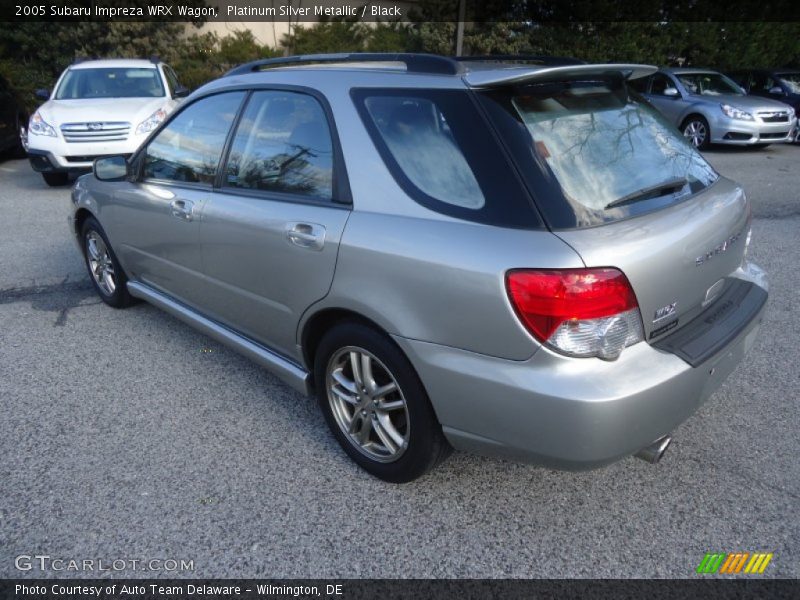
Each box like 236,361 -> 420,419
170,199 -> 194,221
286,222 -> 325,251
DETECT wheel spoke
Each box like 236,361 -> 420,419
360,353 -> 376,393
372,417 -> 398,454
331,383 -> 359,405
87,237 -> 100,260
376,414 -> 405,448
354,414 -> 372,444
377,398 -> 404,412
332,368 -> 357,395
349,351 -> 363,388
373,381 -> 397,400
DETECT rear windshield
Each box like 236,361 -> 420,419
55,68 -> 165,99
479,76 -> 719,229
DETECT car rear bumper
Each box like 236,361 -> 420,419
394,262 -> 768,470
709,114 -> 797,145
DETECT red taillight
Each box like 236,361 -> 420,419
506,268 -> 640,344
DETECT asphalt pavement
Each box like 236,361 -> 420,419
0,145 -> 798,578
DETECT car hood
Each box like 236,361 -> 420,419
37,97 -> 171,126
688,93 -> 793,112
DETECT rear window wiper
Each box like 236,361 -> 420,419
605,177 -> 688,210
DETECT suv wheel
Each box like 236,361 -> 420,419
314,322 -> 451,483
42,172 -> 69,187
81,217 -> 135,308
682,116 -> 710,150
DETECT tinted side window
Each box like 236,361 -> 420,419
363,95 -> 484,209
224,91 -> 333,200
650,74 -> 675,95
353,89 -> 541,229
144,92 -> 245,185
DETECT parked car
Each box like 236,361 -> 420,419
0,74 -> 28,156
27,57 -> 188,186
727,69 -> 800,143
629,68 -> 796,149
69,54 -> 768,482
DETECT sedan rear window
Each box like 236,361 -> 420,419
479,77 -> 719,229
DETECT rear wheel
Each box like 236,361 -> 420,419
42,172 -> 69,187
682,116 -> 711,150
314,322 -> 451,483
81,216 -> 135,308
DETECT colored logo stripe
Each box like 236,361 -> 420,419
697,552 -> 773,574
697,553 -> 726,573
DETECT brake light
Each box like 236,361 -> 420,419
506,268 -> 644,360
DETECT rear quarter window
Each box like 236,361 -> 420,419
352,88 -> 542,229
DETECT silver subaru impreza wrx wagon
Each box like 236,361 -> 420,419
68,54 -> 768,482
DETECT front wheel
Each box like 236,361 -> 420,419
314,322 -> 451,483
682,116 -> 711,150
81,217 -> 135,308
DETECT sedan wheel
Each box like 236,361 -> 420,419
683,119 -> 708,149
326,346 -> 410,462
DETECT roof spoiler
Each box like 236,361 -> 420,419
464,64 -> 658,88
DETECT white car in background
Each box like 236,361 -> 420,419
26,58 -> 188,186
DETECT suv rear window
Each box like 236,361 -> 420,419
479,76 -> 719,229
353,88 -> 542,229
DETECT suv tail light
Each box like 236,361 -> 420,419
506,268 -> 644,360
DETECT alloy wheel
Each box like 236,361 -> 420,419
326,346 -> 410,463
683,120 -> 707,148
85,231 -> 116,296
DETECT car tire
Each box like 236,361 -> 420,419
314,321 -> 451,483
42,172 -> 69,187
682,116 -> 711,150
81,216 -> 135,309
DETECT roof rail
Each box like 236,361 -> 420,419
452,55 -> 585,67
224,53 -> 462,77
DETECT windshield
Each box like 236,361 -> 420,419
490,78 -> 718,227
676,73 -> 743,96
778,73 -> 800,94
55,68 -> 164,99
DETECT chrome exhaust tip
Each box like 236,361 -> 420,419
634,435 -> 672,464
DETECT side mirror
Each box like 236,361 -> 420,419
173,85 -> 190,99
93,156 -> 128,182
664,87 -> 680,97
768,86 -> 785,96
35,89 -> 50,100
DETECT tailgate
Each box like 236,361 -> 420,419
554,176 -> 751,342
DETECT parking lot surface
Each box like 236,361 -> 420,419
1,145 -> 798,578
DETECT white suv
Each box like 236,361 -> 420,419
26,58 -> 187,186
